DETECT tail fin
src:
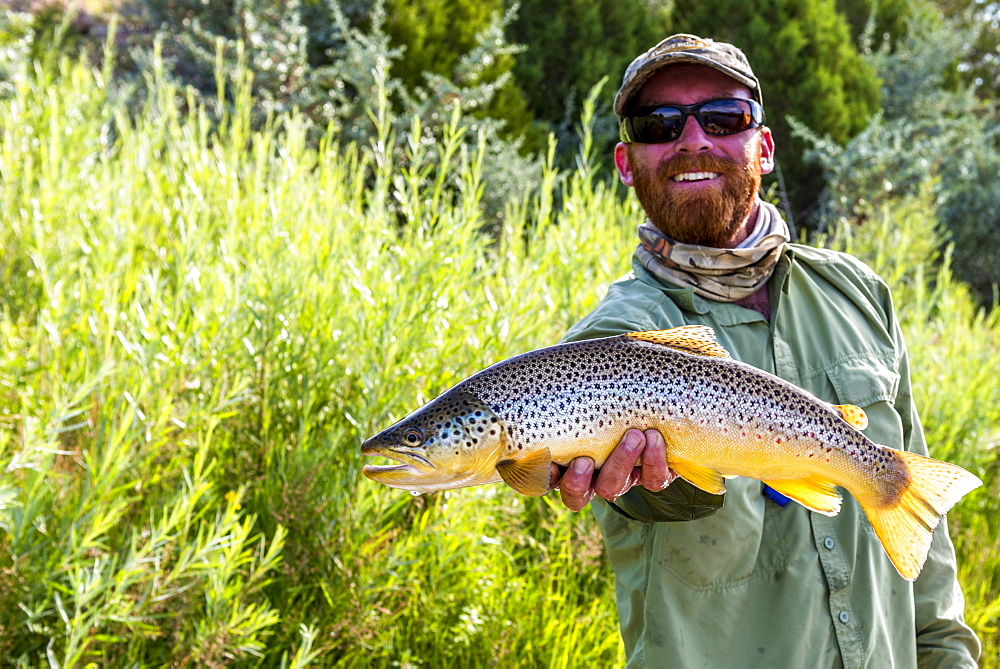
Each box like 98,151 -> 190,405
864,449 -> 982,581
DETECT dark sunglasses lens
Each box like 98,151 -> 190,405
632,108 -> 684,143
623,100 -> 761,143
698,100 -> 755,135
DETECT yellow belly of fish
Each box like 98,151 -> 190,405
542,417 -> 873,517
529,411 -> 981,583
669,424 -> 867,510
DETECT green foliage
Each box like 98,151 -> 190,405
802,4 -> 1000,305
144,0 -> 236,34
937,0 -> 1000,100
383,0 -> 539,149
672,0 -> 881,226
0,11 -> 32,100
385,0 -> 500,88
835,0 -> 913,47
138,0 -> 358,125
128,0 -> 543,224
0,3 -> 101,78
504,0 -> 673,158
0,45 -> 634,665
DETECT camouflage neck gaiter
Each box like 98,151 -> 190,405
635,200 -> 790,302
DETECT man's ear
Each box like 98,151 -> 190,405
614,143 -> 634,186
758,127 -> 775,174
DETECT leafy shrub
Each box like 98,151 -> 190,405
834,0 -> 913,49
802,4 -> 1000,305
122,0 -> 542,224
0,39 -> 634,664
0,11 -> 32,100
504,0 -> 673,161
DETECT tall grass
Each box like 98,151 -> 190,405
0,54 -> 997,665
0,54 -> 634,665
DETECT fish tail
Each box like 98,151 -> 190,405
863,448 -> 982,581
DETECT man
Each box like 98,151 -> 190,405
550,34 -> 981,667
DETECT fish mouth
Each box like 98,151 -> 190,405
361,443 -> 437,481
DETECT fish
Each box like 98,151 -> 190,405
362,325 -> 982,581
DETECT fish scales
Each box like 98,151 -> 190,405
362,325 -> 982,580
464,336 -> 895,498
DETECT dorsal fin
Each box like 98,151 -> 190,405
625,325 -> 731,358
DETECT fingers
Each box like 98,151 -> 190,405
549,463 -> 564,490
593,428 -> 646,501
637,428 -> 675,491
557,457 -> 596,512
551,429 -> 676,512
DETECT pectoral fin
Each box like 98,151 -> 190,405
669,459 -> 728,494
497,448 -> 552,496
761,476 -> 843,516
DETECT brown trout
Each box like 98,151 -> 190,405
362,325 -> 981,580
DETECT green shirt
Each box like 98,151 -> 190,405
562,244 -> 980,668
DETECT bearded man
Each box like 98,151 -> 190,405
550,34 -> 981,668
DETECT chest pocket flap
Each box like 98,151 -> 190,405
826,355 -> 900,408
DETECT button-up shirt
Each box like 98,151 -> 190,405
561,243 -> 980,668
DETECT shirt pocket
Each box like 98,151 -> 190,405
826,355 -> 900,409
824,355 -> 903,451
650,478 -> 766,591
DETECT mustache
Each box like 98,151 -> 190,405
656,154 -> 743,179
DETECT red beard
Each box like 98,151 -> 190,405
630,150 -> 762,247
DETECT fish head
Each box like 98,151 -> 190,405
362,390 -> 506,493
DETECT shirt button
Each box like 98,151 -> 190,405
823,537 -> 835,549
839,611 -> 851,624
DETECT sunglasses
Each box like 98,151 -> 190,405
619,98 -> 765,144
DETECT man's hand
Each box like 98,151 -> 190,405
549,428 -> 677,512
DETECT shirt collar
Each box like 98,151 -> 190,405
631,255 -> 707,313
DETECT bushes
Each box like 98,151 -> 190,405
0,46 -> 637,664
804,4 -> 1000,305
115,0 -> 540,227
504,0 -> 672,159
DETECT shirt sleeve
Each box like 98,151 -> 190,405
886,290 -> 982,666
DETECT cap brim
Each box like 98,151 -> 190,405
614,53 -> 760,117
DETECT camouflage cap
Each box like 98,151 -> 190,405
614,34 -> 762,117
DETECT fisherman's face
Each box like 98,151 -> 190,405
615,64 -> 775,248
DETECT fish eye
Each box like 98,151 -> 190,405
402,428 -> 424,446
